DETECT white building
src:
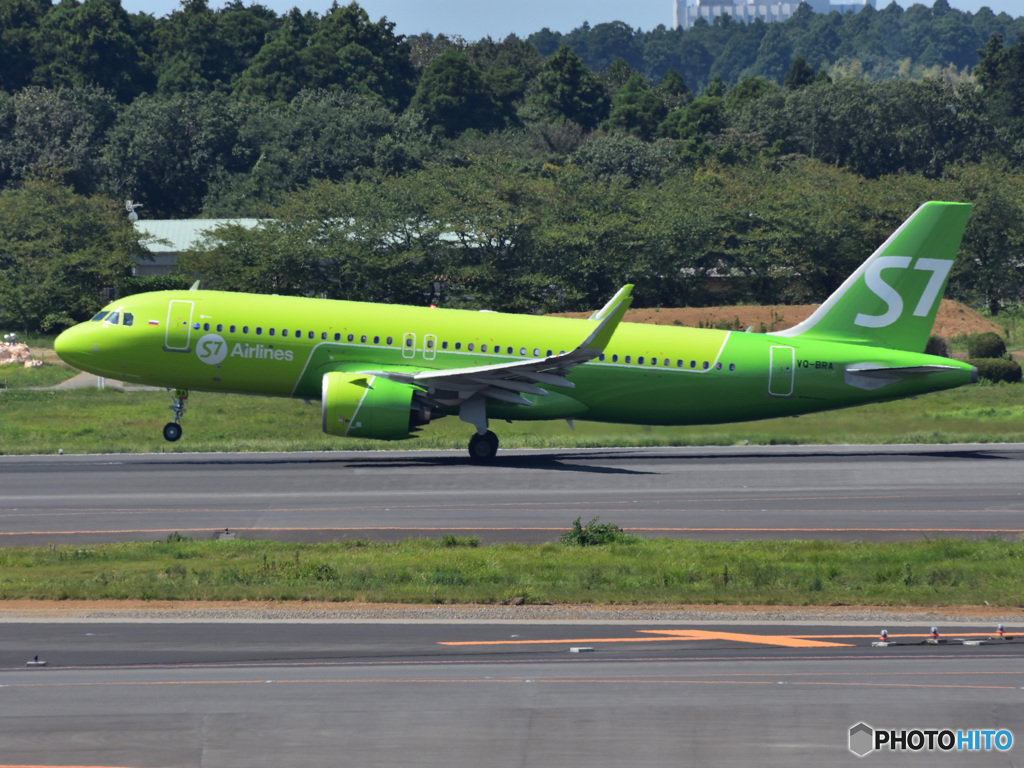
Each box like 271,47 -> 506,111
673,0 -> 875,30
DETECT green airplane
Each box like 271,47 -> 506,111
55,201 -> 976,462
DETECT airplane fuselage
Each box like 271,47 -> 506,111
56,288 -> 974,428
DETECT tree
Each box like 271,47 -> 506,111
33,0 -> 152,102
301,2 -> 416,110
529,46 -> 609,130
0,0 -> 49,92
0,180 -> 144,333
783,55 -> 816,89
410,49 -> 501,137
605,73 -> 667,140
0,85 -> 118,194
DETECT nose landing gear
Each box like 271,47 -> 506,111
163,389 -> 188,442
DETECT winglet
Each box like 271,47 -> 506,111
579,284 -> 633,355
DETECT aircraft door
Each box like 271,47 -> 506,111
768,345 -> 795,397
402,332 -> 416,360
165,300 -> 194,352
424,334 -> 437,361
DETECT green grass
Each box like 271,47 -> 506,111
0,362 -> 79,389
1,536 -> 1021,606
3,382 -> 1024,455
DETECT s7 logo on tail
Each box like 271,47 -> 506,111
855,257 -> 953,329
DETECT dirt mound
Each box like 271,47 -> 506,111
555,299 -> 1000,339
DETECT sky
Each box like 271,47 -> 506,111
118,1 -> 1023,40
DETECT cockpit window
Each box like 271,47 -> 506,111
91,311 -> 109,322
105,311 -> 120,325
123,312 -> 134,327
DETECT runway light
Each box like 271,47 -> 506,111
997,623 -> 1005,637
930,626 -> 939,639
879,629 -> 888,642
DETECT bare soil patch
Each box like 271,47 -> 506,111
555,300 -> 1000,339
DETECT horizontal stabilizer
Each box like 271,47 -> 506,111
844,363 -> 972,391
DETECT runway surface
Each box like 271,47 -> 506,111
1,619 -> 1022,767
2,443 -> 1024,544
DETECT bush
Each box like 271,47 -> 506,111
560,516 -> 637,546
967,358 -> 1022,384
924,335 -> 951,358
967,332 -> 1007,359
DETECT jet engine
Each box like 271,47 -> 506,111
321,371 -> 438,439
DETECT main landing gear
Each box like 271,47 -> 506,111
468,430 -> 499,463
163,388 -> 188,442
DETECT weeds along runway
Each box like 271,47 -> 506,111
2,443 -> 1024,545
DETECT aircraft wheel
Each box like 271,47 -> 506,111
163,422 -> 183,442
468,430 -> 499,463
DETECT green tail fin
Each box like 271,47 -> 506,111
773,201 -> 972,352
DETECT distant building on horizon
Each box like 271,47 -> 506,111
673,0 -> 875,30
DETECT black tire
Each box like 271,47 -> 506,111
468,430 -> 499,463
163,422 -> 183,442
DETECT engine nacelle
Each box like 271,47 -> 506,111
321,371 -> 430,440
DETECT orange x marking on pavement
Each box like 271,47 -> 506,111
440,629 -> 853,649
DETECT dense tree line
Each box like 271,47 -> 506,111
1,0 -> 1024,333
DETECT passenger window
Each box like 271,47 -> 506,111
334,333 -> 341,341
309,331 -> 315,340
360,335 -> 367,343
455,342 -> 461,350
677,360 -> 683,368
230,325 -> 236,333
427,338 -> 434,349
546,349 -> 552,357
703,361 -> 710,369
638,356 -> 645,365
123,313 -> 134,327
519,347 -> 526,356
599,353 -> 606,361
256,327 -> 262,336
441,341 -> 448,350
652,358 -> 658,366
690,360 -> 696,369
269,328 -> 276,337
203,323 -> 210,332
374,336 -> 380,345
91,311 -> 108,322
612,354 -> 619,363
242,326 -> 249,334
216,323 -> 223,332
468,343 -> 474,351
294,329 -> 300,337
282,329 -> 288,337
347,334 -> 354,342
321,332 -> 327,341
406,337 -> 413,348
533,348 -> 540,357
664,359 -> 670,367
481,344 -> 487,353
716,362 -> 722,370
729,363 -> 736,372
106,312 -> 120,325
387,336 -> 393,345
625,355 -> 632,364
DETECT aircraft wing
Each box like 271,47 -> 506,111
363,285 -> 633,407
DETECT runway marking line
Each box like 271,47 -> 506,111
2,678 -> 1018,693
4,527 -> 1024,537
440,628 -> 1006,649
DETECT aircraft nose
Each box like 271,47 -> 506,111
54,323 -> 95,369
